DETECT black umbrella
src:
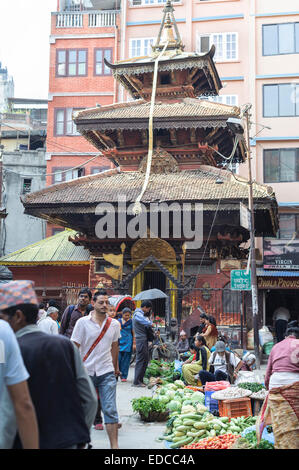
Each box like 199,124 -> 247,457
133,288 -> 168,301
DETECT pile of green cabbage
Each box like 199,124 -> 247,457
153,381 -> 205,413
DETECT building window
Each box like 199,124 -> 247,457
264,148 -> 299,183
197,32 -> 238,61
94,259 -> 106,273
94,48 -> 112,75
263,84 -> 299,117
52,228 -> 64,236
52,167 -> 85,184
263,23 -> 299,56
278,214 -> 299,240
56,49 -> 87,77
54,108 -> 83,136
206,95 -> 238,106
22,178 -> 32,194
90,166 -> 110,175
129,38 -> 155,58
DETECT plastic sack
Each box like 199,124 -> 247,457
258,326 -> 273,347
235,370 -> 264,385
174,359 -> 183,374
205,381 -> 230,391
263,341 -> 274,356
242,424 -> 275,445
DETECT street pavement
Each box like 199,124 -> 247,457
90,364 -> 166,450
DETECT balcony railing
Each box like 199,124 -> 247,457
89,10 -> 117,27
55,10 -> 118,28
56,13 -> 83,27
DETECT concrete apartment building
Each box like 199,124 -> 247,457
46,0 -> 299,323
0,149 -> 47,256
0,95 -> 48,256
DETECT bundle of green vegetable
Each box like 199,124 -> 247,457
145,360 -> 182,382
131,396 -> 167,418
231,431 -> 274,449
237,382 -> 265,393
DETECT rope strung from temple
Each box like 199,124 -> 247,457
132,41 -> 169,216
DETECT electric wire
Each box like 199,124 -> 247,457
2,153 -> 105,178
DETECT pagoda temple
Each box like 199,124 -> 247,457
22,1 -> 278,336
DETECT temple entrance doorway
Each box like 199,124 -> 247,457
143,269 -> 167,317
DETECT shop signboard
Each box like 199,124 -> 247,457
258,277 -> 299,289
240,202 -> 251,231
264,238 -> 299,270
231,269 -> 252,291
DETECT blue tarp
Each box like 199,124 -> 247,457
242,424 -> 275,444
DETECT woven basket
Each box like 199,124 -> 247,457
139,410 -> 169,422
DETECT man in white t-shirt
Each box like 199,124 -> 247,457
199,341 -> 243,385
71,289 -> 121,449
38,307 -> 59,335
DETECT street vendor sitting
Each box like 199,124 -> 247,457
199,341 -> 244,385
150,328 -> 166,360
241,352 -> 256,371
177,330 -> 190,356
182,336 -> 211,386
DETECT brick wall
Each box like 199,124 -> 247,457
8,264 -> 89,288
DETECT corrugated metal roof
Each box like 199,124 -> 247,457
257,269 -> 299,277
0,230 -> 90,266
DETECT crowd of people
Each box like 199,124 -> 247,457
176,313 -> 247,387
0,281 -> 157,449
0,280 -> 298,449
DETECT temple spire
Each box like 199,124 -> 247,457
152,0 -> 184,54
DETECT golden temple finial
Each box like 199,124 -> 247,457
152,0 -> 184,54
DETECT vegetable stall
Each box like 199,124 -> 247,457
131,379 -> 274,450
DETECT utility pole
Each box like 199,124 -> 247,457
243,104 -> 260,370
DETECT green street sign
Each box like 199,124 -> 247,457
231,269 -> 252,291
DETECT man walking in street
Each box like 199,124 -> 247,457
0,318 -> 39,449
132,300 -> 153,387
60,287 -> 92,338
71,289 -> 121,449
37,306 -> 59,334
0,280 -> 97,449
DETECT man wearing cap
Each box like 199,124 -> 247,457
0,280 -> 97,449
37,306 -> 59,335
0,319 -> 39,449
199,340 -> 244,385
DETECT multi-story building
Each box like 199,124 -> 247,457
0,149 -> 47,256
120,0 -> 299,328
45,0 -> 298,326
46,0 -> 120,235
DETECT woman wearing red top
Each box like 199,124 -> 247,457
201,316 -> 218,350
258,323 -> 299,449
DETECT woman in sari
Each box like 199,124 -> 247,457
118,308 -> 135,382
257,323 -> 299,449
182,336 -> 211,386
201,315 -> 218,350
